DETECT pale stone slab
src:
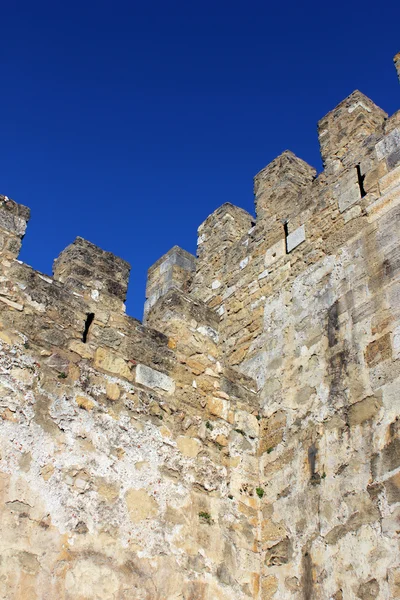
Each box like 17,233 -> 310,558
376,128 -> 400,160
135,364 -> 175,393
0,296 -> 23,311
286,224 -> 306,252
240,256 -> 249,269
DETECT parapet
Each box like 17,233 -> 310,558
53,236 -> 131,311
144,245 -> 195,320
254,151 -> 316,224
318,90 -> 387,171
0,195 -> 30,259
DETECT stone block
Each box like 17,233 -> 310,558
135,363 -> 175,393
177,436 -> 202,458
334,168 -> 361,213
259,411 -> 286,454
0,209 -> 27,237
94,347 -> 133,380
348,396 -> 382,426
264,538 -> 292,566
207,396 -> 230,420
384,472 -> 400,504
380,164 -> 400,194
376,128 -> 400,161
365,333 -> 392,366
125,488 -> 158,522
286,224 -> 306,252
372,438 -> 400,478
264,238 -> 285,268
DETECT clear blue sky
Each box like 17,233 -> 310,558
1,1 -> 399,319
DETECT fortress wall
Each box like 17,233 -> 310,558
0,53 -> 399,599
0,225 -> 261,599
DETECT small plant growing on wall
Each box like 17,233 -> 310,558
199,511 -> 212,524
256,487 -> 264,499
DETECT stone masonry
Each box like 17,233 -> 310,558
0,55 -> 399,599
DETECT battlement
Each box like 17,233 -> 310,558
318,90 -> 388,171
254,150 -> 316,224
0,53 -> 399,600
1,60 -> 398,326
144,245 -> 195,320
53,236 -> 131,311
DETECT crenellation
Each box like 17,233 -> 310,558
53,236 -> 131,312
144,245 -> 195,320
318,90 -> 388,172
254,150 -> 316,225
192,202 -> 254,305
0,52 -> 399,600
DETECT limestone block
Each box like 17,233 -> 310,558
364,333 -> 392,366
380,164 -> 400,194
68,339 -> 94,359
376,128 -> 400,160
259,411 -> 286,454
286,224 -> 306,252
76,395 -> 95,411
384,472 -> 400,504
347,395 -> 382,426
264,238 -> 285,268
0,210 -> 27,237
372,438 -> 400,478
234,410 -> 259,439
207,397 -> 230,420
106,382 -> 120,400
177,436 -> 202,458
261,575 -> 278,599
135,363 -> 175,393
264,538 -> 292,566
334,169 -> 361,213
125,488 -> 159,522
94,347 -> 133,380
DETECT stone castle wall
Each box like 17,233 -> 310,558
0,55 -> 399,599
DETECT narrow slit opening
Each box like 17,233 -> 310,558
82,313 -> 95,343
283,220 -> 289,253
356,164 -> 367,198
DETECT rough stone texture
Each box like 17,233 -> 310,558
286,224 -> 306,253
144,245 -> 195,319
0,54 -> 399,599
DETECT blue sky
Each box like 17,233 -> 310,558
1,1 -> 399,319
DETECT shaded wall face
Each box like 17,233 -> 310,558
184,111 -> 400,597
257,203 -> 400,597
